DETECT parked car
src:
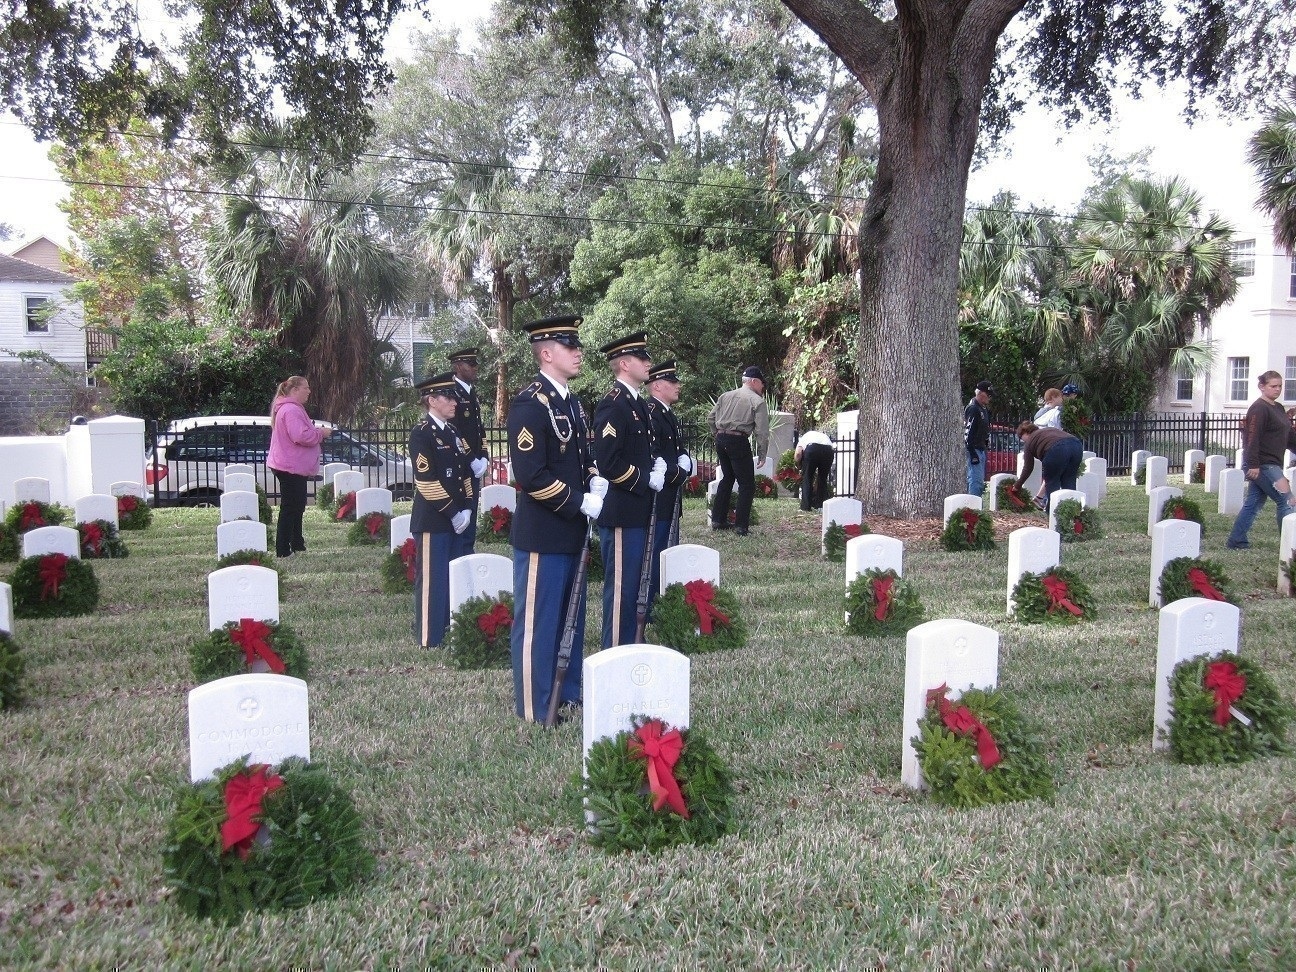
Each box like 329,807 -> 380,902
987,424 -> 1022,475
145,416 -> 415,504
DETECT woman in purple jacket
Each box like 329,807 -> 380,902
267,376 -> 328,557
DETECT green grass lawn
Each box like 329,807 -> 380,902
2,481 -> 1294,970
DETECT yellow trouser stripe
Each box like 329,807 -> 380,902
419,532 -> 432,645
611,527 -> 623,646
522,552 -> 539,722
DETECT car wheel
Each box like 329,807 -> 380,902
187,488 -> 221,508
391,483 -> 414,501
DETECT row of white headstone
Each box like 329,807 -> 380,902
8,478 -> 147,515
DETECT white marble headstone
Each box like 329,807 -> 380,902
821,497 -> 863,555
755,456 -> 776,479
1235,447 -> 1245,470
223,472 -> 257,494
943,493 -> 983,523
1006,527 -> 1061,616
1152,598 -> 1240,752
1130,450 -> 1150,485
1084,456 -> 1108,503
1150,520 -> 1202,607
1203,455 -> 1227,494
985,473 -> 1016,511
390,513 -> 412,553
1082,450 -> 1096,463
219,490 -> 260,524
1183,449 -> 1205,486
479,484 -> 517,515
188,673 -> 310,782
901,619 -> 999,789
1015,453 -> 1042,495
74,493 -> 119,528
355,487 -> 393,518
1144,456 -> 1168,494
1217,468 -> 1245,516
1147,485 -> 1184,537
223,463 -> 255,477
845,534 -> 904,586
1279,514 -> 1296,597
447,552 -> 513,613
659,543 -> 720,592
22,525 -> 81,559
583,644 -> 690,761
322,463 -> 350,486
216,519 -> 268,558
1047,489 -> 1085,533
13,477 -> 51,504
108,480 -> 146,500
0,581 -> 12,635
333,471 -> 364,509
208,565 -> 279,631
1076,472 -> 1102,508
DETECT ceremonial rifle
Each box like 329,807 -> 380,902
544,517 -> 594,729
634,500 -> 659,643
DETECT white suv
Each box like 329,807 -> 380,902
146,415 -> 415,504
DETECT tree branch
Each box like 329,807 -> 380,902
779,0 -> 892,97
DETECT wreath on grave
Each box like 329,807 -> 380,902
315,482 -> 335,512
78,519 -> 129,559
912,685 -> 1055,808
1060,398 -> 1092,438
1158,556 -> 1237,606
1133,466 -> 1147,487
382,537 -> 417,594
191,618 -> 309,683
163,756 -> 372,923
1286,549 -> 1296,596
477,505 -> 512,544
443,592 -> 514,669
0,630 -> 25,711
775,449 -> 801,498
939,508 -> 995,552
347,512 -> 391,546
823,520 -> 871,562
704,487 -> 761,524
334,490 -> 357,522
11,553 -> 99,618
753,474 -> 777,499
648,581 -> 747,655
845,568 -> 924,637
116,494 -> 153,530
1191,461 -> 1206,485
1163,652 -> 1293,765
683,475 -> 706,499
0,524 -> 16,562
2,501 -> 69,560
1012,566 -> 1096,624
255,486 -> 274,527
996,480 -> 1037,514
1052,499 -> 1102,542
216,550 -> 284,581
1159,496 -> 1205,531
580,715 -> 735,853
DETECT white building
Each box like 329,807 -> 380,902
0,251 -> 86,368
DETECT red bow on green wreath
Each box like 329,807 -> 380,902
38,553 -> 69,600
117,495 -> 138,515
843,523 -> 864,539
1073,517 -> 1084,535
477,602 -> 512,639
1041,574 -> 1083,616
399,537 -> 417,582
1171,505 -> 1187,520
872,576 -> 894,621
684,579 -> 730,635
1187,567 -> 1225,601
230,618 -> 287,674
221,764 -> 284,858
1204,660 -> 1246,726
335,493 -> 356,520
628,719 -> 689,818
81,521 -> 104,554
489,505 -> 510,534
926,684 -> 1002,769
961,508 -> 979,543
363,512 -> 384,537
20,502 -> 45,530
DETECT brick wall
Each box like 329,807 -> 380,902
0,361 -> 84,435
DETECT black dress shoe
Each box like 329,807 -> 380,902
734,527 -> 749,536
709,521 -> 730,531
291,540 -> 307,552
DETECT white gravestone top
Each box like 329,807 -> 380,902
74,493 -> 119,528
985,474 -> 1016,512
1082,450 -> 1096,462
223,472 -> 257,494
188,673 -> 310,782
1279,515 -> 1296,597
659,544 -> 721,592
219,490 -> 260,525
1149,519 -> 1202,607
755,456 -> 776,478
1047,489 -> 1085,532
1084,457 -> 1108,503
943,494 -> 983,523
1015,453 -> 1042,495
217,520 -> 269,558
1217,468 -> 1245,517
1006,527 -> 1061,616
845,534 -> 904,586
448,553 -> 513,614
1153,598 -> 1240,752
479,484 -> 517,515
1144,455 -> 1168,494
223,463 -> 255,477
108,480 -> 146,500
208,565 -> 280,632
1076,472 -> 1102,509
23,525 -> 81,559
355,487 -> 393,518
322,463 -> 350,486
583,644 -> 690,761
332,470 -> 364,500
0,581 -> 12,635
1130,450 -> 1150,485
901,619 -> 999,789
1147,485 -> 1184,537
13,477 -> 51,504
390,513 -> 412,553
1203,455 -> 1227,494
1183,449 -> 1205,486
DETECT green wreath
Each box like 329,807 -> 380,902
333,490 -> 358,521
477,504 -> 512,545
704,487 -> 762,524
255,486 -> 274,527
1133,466 -> 1147,486
775,449 -> 802,498
115,494 -> 153,530
78,519 -> 129,559
3,501 -> 70,560
939,507 -> 995,552
347,512 -> 391,546
1012,566 -> 1095,624
648,581 -> 747,655
912,686 -> 1055,808
996,480 -> 1037,514
1190,461 -> 1205,485
216,549 -> 284,581
443,592 -> 514,669
753,474 -> 777,499
162,756 -> 372,923
0,630 -> 25,711
382,537 -> 417,594
1160,495 -> 1205,532
579,716 -> 735,853
1052,499 -> 1101,542
315,482 -> 335,512
1060,398 -> 1092,438
0,524 -> 16,562
682,475 -> 707,498
1159,556 -> 1237,606
191,619 -> 309,683
1163,652 -> 1292,764
845,568 -> 924,637
11,554 -> 99,618
1285,549 -> 1295,596
823,519 -> 871,562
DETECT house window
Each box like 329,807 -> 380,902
1232,239 -> 1255,277
1228,357 -> 1251,401
25,296 -> 50,333
413,301 -> 430,319
1286,357 -> 1296,401
1174,363 -> 1193,402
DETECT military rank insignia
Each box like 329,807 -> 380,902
516,428 -> 535,451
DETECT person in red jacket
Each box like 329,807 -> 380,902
267,375 -> 329,558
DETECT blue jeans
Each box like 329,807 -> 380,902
1040,437 -> 1083,504
966,449 -> 986,496
1227,464 -> 1293,547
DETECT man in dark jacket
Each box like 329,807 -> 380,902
448,347 -> 490,551
644,359 -> 691,611
1226,370 -> 1296,549
964,380 -> 993,496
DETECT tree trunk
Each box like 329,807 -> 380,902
493,261 -> 515,423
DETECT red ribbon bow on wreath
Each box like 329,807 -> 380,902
221,764 -> 285,858
961,508 -> 980,543
1171,505 -> 1187,520
399,537 -> 417,582
229,618 -> 286,674
489,505 -> 510,534
1203,660 -> 1247,726
684,579 -> 730,635
20,502 -> 45,531
1073,517 -> 1084,535
1006,486 -> 1028,511
38,553 -> 68,600
117,495 -> 139,516
628,719 -> 690,818
477,602 -> 513,639
363,512 -> 384,537
335,493 -> 356,521
81,521 -> 104,554
843,523 -> 863,539
872,576 -> 894,621
1040,573 -> 1083,616
925,684 -> 1002,769
1186,567 -> 1225,601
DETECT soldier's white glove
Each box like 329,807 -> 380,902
648,468 -> 665,492
589,475 -> 609,499
470,457 -> 489,478
677,454 -> 693,473
580,492 -> 603,519
652,457 -> 667,476
451,509 -> 472,534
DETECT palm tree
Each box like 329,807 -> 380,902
207,125 -> 411,421
1249,92 -> 1296,251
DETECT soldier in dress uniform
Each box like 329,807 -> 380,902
644,359 -> 692,610
448,346 -> 490,551
409,372 -> 475,648
592,332 -> 666,648
508,315 -> 608,723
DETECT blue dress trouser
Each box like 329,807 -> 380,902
600,525 -> 646,648
511,548 -> 586,722
413,531 -> 452,647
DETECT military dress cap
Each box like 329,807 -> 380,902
648,359 -> 680,383
523,314 -> 583,347
447,347 -> 478,363
599,331 -> 651,362
416,371 -> 458,396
